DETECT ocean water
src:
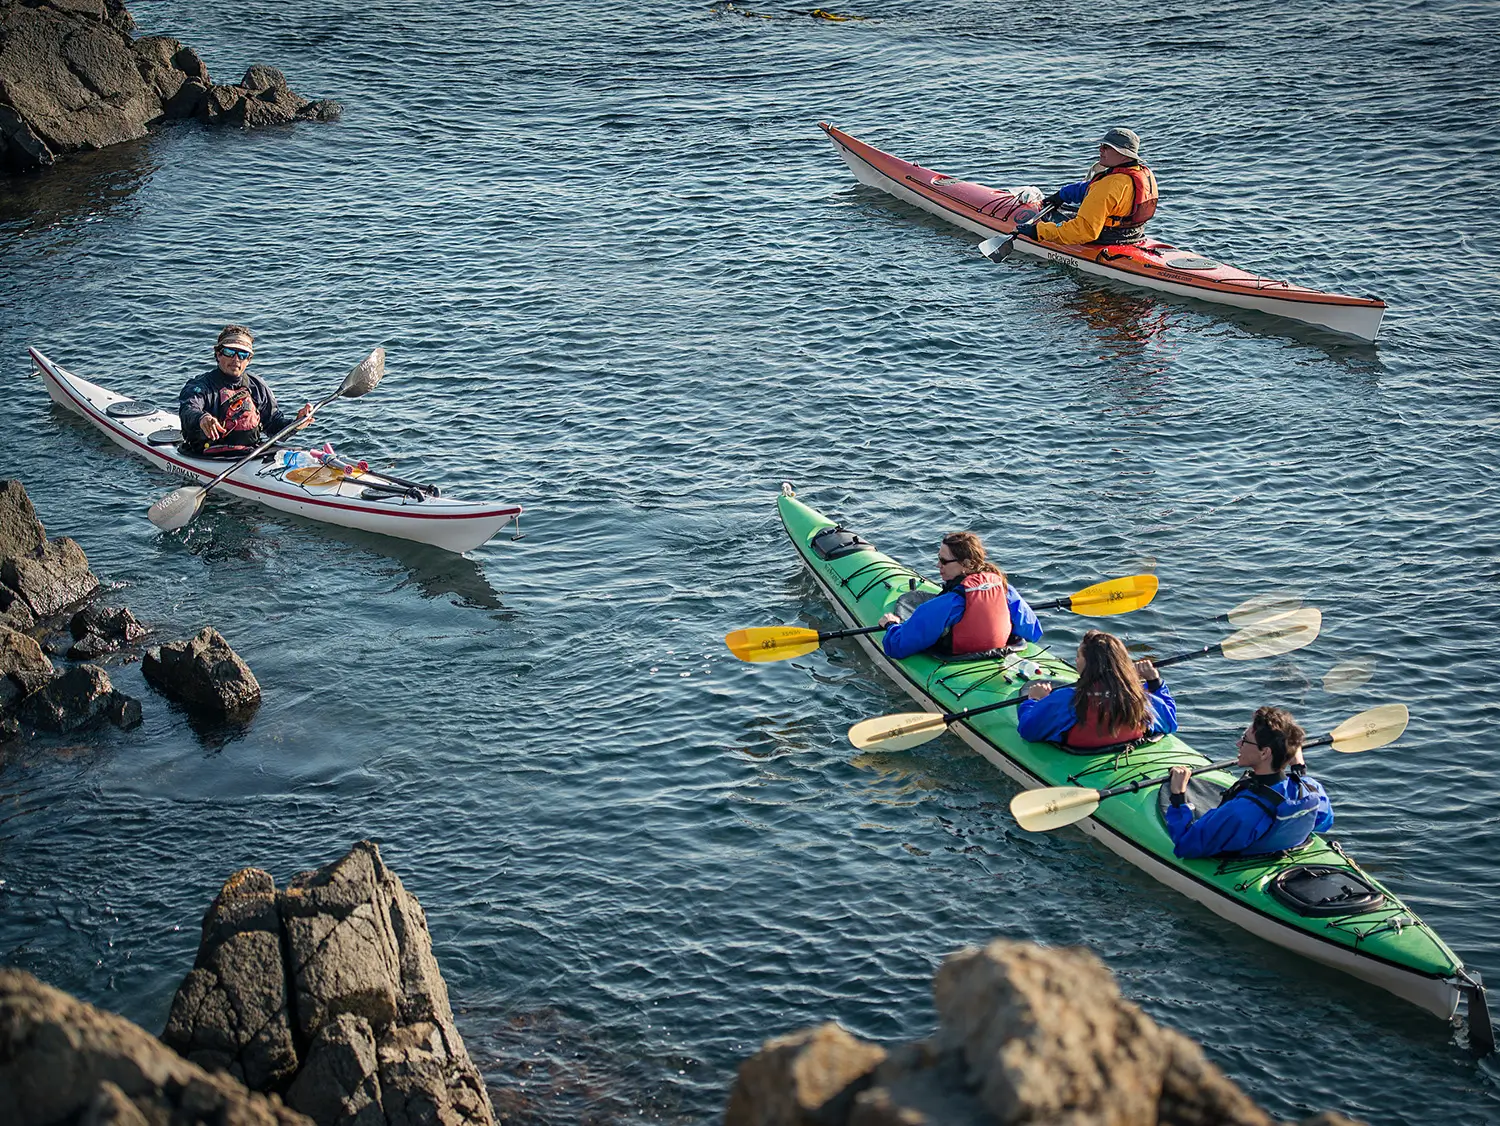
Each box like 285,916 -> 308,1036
2,1 -> 1498,1121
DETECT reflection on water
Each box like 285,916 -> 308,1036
0,128 -> 174,239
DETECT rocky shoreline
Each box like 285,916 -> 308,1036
0,0 -> 340,174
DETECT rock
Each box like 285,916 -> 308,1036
106,689 -> 142,728
1,583 -> 36,631
141,626 -> 260,719
163,841 -> 496,1126
164,867 -> 299,1091
726,1023 -> 888,1126
17,663 -> 133,733
0,623 -> 54,697
0,1 -> 338,174
71,603 -> 147,643
68,603 -> 147,659
0,968 -> 313,1125
727,939 -> 1365,1126
2,536 -> 100,617
0,479 -> 46,560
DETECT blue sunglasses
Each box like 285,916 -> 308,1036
216,346 -> 252,360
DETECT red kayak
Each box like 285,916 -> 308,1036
821,123 -> 1386,342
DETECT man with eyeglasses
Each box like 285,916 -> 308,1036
1163,706 -> 1334,859
1012,127 -> 1159,247
178,325 -> 312,454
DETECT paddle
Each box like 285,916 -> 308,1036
845,607 -> 1323,752
724,573 -> 1158,664
977,201 -> 1059,263
1009,703 -> 1408,833
1217,591 -> 1303,626
318,452 -> 438,496
146,349 -> 385,532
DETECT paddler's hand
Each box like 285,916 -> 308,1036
877,613 -> 901,628
1134,658 -> 1160,687
1014,222 -> 1039,240
1168,765 -> 1193,804
199,415 -> 226,440
292,402 -> 314,430
1022,680 -> 1052,700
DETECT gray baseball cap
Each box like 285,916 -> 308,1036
1099,127 -> 1141,157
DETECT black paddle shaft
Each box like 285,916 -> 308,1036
819,623 -> 887,642
1153,643 -> 1223,669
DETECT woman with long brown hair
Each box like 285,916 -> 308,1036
876,531 -> 1042,659
1016,629 -> 1176,748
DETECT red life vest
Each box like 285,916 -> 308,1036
1090,161 -> 1158,230
1063,691 -> 1147,749
215,386 -> 261,446
947,571 -> 1013,655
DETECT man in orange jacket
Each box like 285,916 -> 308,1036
1014,127 -> 1159,246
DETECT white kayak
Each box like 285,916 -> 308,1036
31,348 -> 522,555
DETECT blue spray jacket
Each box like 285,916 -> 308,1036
881,585 -> 1042,660
1015,683 -> 1177,744
1165,772 -> 1334,859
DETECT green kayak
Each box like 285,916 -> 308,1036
775,487 -> 1490,1039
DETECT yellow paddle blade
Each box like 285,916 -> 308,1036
1220,607 -> 1321,661
1328,703 -> 1408,753
847,711 -> 949,751
724,626 -> 823,663
1225,591 -> 1303,626
1322,658 -> 1375,694
1010,785 -> 1103,833
1066,574 -> 1159,616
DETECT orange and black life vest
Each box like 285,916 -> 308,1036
1089,161 -> 1158,244
945,571 -> 1013,655
1063,692 -> 1148,749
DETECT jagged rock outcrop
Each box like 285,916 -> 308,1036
69,601 -> 147,659
0,481 -> 141,742
142,625 -> 260,719
726,938 -> 1366,1126
163,840 -> 496,1126
0,0 -> 341,173
0,967 -> 313,1125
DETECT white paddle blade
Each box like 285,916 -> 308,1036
1220,607 -> 1321,661
847,712 -> 949,751
340,347 -> 385,398
978,235 -> 1006,260
146,485 -> 206,531
1322,658 -> 1375,694
1225,591 -> 1303,626
1328,703 -> 1408,753
1010,786 -> 1103,833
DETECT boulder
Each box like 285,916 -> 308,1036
68,603 -> 148,658
726,938 -> 1365,1126
0,479 -> 46,560
0,0 -> 338,174
1,536 -> 100,617
1,583 -> 36,631
162,841 -> 496,1126
0,623 -> 53,698
0,968 -> 312,1125
17,662 -> 140,733
141,626 -> 260,719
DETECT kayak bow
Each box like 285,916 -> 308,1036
820,123 -> 1386,342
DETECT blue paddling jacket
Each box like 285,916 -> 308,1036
1016,683 -> 1178,745
881,584 -> 1043,659
1166,771 -> 1334,859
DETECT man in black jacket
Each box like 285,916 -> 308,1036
178,325 -> 311,453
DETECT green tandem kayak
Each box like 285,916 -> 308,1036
775,487 -> 1491,1042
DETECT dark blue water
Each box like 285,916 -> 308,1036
2,1 -> 1498,1122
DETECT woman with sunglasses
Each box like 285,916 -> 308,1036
876,532 -> 1042,659
1016,629 -> 1176,749
178,325 -> 313,454
1162,706 -> 1332,859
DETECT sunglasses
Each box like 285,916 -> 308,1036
937,553 -> 959,565
216,346 -> 252,360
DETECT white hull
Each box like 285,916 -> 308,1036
32,348 -> 521,555
794,544 -> 1460,1020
